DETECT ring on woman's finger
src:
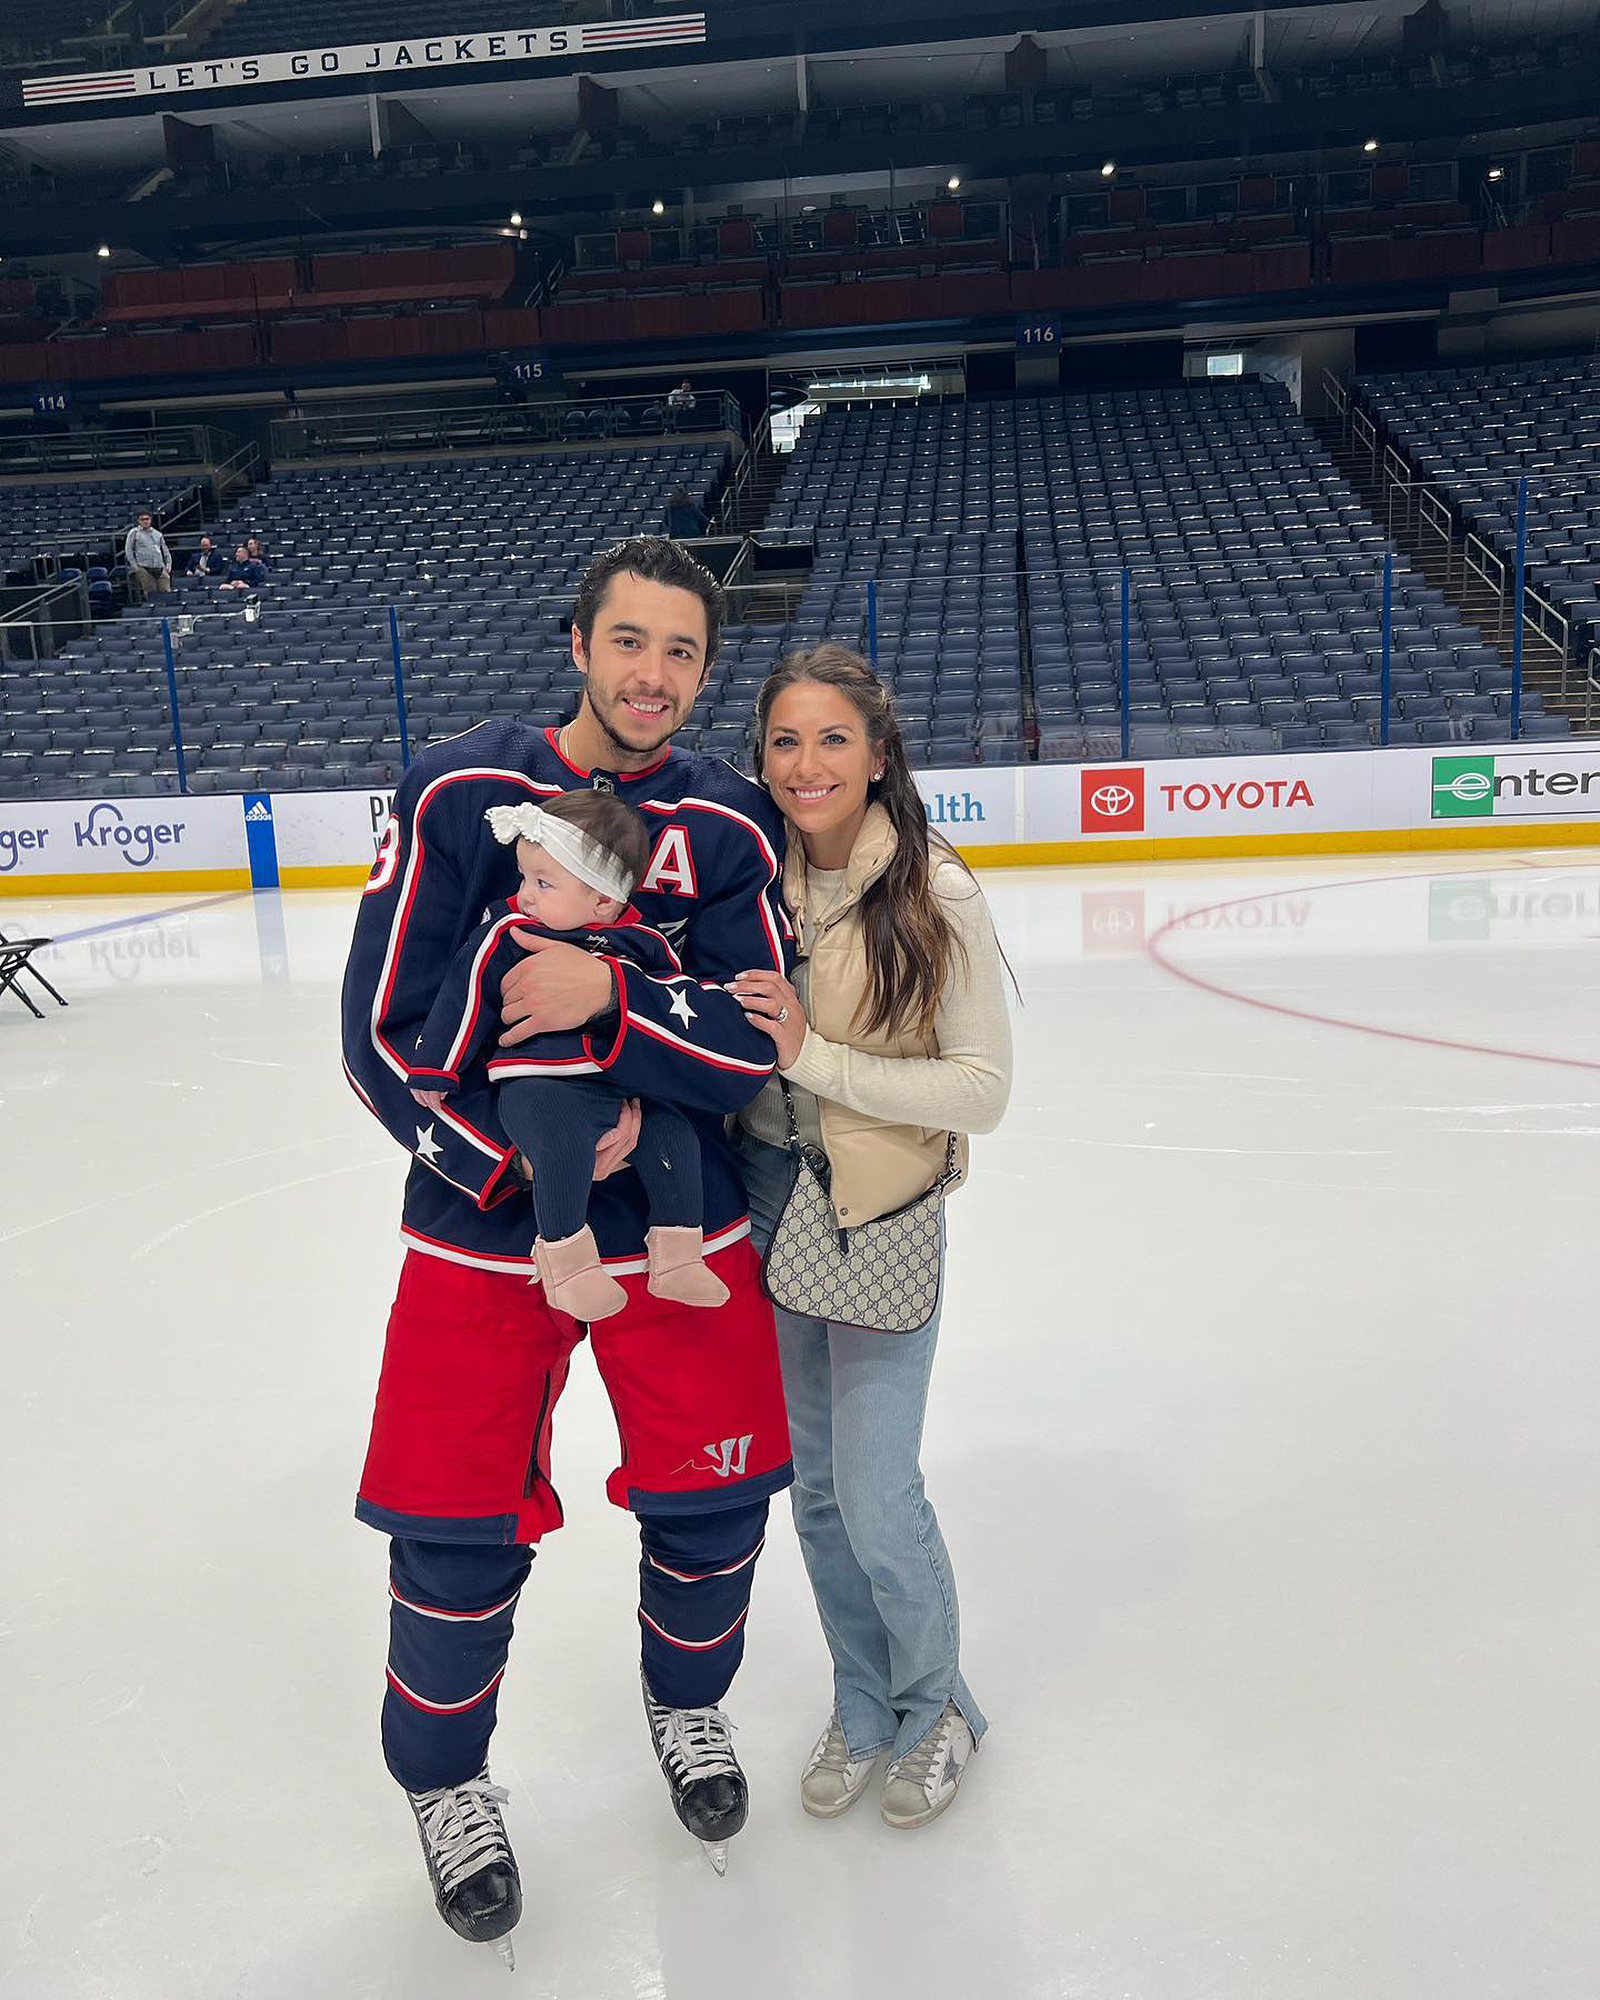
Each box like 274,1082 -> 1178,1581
776,1005 -> 790,1024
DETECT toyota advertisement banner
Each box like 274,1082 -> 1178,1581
1030,752 -> 1375,846
5,742 -> 1600,896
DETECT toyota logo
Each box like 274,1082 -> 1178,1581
1089,784 -> 1138,819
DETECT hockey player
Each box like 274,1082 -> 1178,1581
341,536 -> 795,1963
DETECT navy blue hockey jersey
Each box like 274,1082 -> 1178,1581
341,720 -> 793,1274
406,902 -> 682,1091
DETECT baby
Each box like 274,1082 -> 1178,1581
407,791 -> 727,1322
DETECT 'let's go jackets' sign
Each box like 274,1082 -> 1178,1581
21,13 -> 705,108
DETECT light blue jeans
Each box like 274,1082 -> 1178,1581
737,1129 -> 986,1762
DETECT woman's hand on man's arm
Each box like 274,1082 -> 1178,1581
729,968 -> 808,1069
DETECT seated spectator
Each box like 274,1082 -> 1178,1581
245,536 -> 267,566
219,544 -> 266,591
665,483 -> 705,538
186,536 -> 223,577
123,509 -> 172,602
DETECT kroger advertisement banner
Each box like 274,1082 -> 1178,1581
0,795 -> 244,889
6,741 -> 1600,895
19,13 -> 706,109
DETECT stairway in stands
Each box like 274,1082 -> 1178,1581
1316,410 -> 1592,733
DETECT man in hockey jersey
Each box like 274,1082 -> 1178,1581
341,537 -> 794,1961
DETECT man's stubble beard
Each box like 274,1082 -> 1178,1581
586,677 -> 692,761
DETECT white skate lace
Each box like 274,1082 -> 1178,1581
652,1699 -> 740,1783
889,1712 -> 959,1797
411,1772 -> 513,1895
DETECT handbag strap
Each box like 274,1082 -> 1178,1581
780,1076 -> 960,1191
776,1075 -> 805,1153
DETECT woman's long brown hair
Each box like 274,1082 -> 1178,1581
754,643 -> 969,1041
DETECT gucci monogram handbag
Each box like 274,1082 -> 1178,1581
759,1081 -> 961,1334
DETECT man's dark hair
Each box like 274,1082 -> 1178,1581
572,535 -> 724,671
536,788 -> 651,896
137,508 -> 153,520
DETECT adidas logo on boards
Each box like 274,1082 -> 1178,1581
244,801 -> 273,822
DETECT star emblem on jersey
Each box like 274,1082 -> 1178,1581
667,987 -> 698,1029
414,1123 -> 444,1163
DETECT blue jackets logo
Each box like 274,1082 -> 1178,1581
73,802 -> 188,866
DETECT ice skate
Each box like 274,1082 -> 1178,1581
799,1711 -> 882,1820
405,1766 -> 522,1966
880,1702 -> 976,1830
642,1673 -> 747,1873
644,1226 -> 730,1309
534,1225 -> 627,1321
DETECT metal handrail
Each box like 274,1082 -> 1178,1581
0,425 -> 224,476
210,437 -> 261,499
269,391 -> 744,461
0,571 -> 90,663
1350,406 -> 1379,476
1321,368 -> 1349,446
713,409 -> 773,536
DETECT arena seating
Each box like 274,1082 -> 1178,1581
0,477 -> 188,583
764,382 -> 1557,762
1357,355 -> 1600,643
0,444 -> 725,800
0,384 -> 1566,798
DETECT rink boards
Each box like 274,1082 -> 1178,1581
5,740 -> 1600,894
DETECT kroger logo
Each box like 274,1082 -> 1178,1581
0,823 -> 52,872
73,801 -> 188,867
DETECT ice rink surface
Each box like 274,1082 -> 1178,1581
2,851 -> 1598,2000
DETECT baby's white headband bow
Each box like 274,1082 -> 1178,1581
485,804 -> 633,903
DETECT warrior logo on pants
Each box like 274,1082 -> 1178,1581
675,1433 -> 754,1479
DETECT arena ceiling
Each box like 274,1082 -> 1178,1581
8,0 -> 1600,177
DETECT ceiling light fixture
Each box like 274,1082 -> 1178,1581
96,244 -> 110,258
1488,165 -> 1505,181
652,197 -> 666,215
509,209 -> 522,226
1363,138 -> 1379,153
947,176 -> 961,191
1100,160 -> 1116,178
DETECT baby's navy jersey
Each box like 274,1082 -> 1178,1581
406,903 -> 683,1091
341,720 -> 793,1276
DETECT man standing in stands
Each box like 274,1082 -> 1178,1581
123,508 -> 171,602
341,536 -> 793,1966
667,379 -> 697,429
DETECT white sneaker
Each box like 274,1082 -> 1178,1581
799,1711 -> 882,1820
879,1703 -> 975,1829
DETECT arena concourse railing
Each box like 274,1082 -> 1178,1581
0,425 -> 236,477
268,392 -> 746,462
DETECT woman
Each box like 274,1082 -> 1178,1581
729,642 -> 1013,1831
